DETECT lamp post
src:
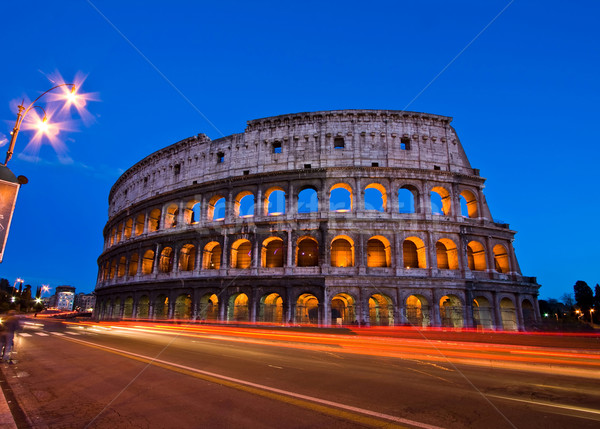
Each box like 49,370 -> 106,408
0,83 -> 82,262
591,308 -> 595,324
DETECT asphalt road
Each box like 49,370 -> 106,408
1,319 -> 599,429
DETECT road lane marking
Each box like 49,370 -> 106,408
35,333 -> 49,337
268,365 -> 283,369
59,335 -> 443,429
52,332 -> 65,336
486,394 -> 600,416
18,333 -> 31,337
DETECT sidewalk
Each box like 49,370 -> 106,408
0,368 -> 17,429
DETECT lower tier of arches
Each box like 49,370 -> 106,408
94,280 -> 540,331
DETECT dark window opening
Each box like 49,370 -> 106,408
193,180 -> 198,185
304,164 -> 311,169
272,142 -> 282,154
217,152 -> 225,164
144,177 -> 148,187
243,170 -> 250,176
174,164 -> 181,175
400,137 -> 411,150
371,162 -> 379,167
434,165 -> 441,170
334,137 -> 345,149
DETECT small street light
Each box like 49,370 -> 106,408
591,308 -> 595,324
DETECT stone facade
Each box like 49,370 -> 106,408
94,110 -> 540,330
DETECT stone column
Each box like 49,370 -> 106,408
286,230 -> 293,267
515,295 -> 524,331
493,293 -> 503,330
153,244 -> 161,274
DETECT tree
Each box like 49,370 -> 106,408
560,293 -> 575,308
573,280 -> 594,311
595,284 -> 600,309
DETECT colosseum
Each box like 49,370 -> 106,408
94,109 -> 541,330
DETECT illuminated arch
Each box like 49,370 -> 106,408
403,237 -> 427,269
296,236 -> 319,267
129,253 -> 139,277
330,235 -> 354,267
234,191 -> 255,218
184,199 -> 201,224
369,294 -> 394,326
198,294 -> 219,321
264,187 -> 286,216
258,293 -> 284,323
364,183 -> 387,212
367,235 -> 391,267
174,294 -> 192,319
331,293 -> 356,325
159,247 -> 174,273
231,239 -> 252,269
109,228 -> 115,246
109,259 -> 116,279
142,250 -> 154,274
467,241 -> 487,271
117,256 -> 127,278
405,295 -> 430,327
179,244 -> 196,271
148,209 -> 161,232
202,241 -> 221,270
296,293 -> 319,324
436,238 -> 458,270
207,195 -> 226,221
329,183 -> 353,212
261,237 -> 284,268
472,297 -> 493,329
228,293 -> 249,321
124,218 -> 133,239
431,186 -> 451,215
116,223 -> 123,243
460,189 -> 479,218
164,204 -> 179,229
439,295 -> 463,328
154,295 -> 168,319
493,244 -> 510,273
134,213 -> 145,236
500,297 -> 517,331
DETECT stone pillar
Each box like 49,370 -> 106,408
355,178 -> 362,212
432,299 -> 441,327
286,182 -> 293,215
485,236 -> 496,274
219,294 -> 227,322
153,244 -> 161,274
172,246 -> 180,273
515,295 -> 524,331
493,293 -> 503,330
168,294 -> 175,319
286,230 -> 293,267
252,238 -> 259,268
221,233 -> 229,269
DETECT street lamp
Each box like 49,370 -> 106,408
591,309 -> 595,324
0,82 -> 86,262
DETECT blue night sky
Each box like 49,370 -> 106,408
0,1 -> 598,298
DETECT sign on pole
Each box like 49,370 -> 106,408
0,166 -> 21,263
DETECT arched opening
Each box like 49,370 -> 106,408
262,237 -> 284,268
129,253 -> 139,276
198,294 -> 219,321
116,223 -> 123,244
164,204 -> 179,229
184,200 -> 201,224
264,187 -> 286,216
493,244 -> 510,273
174,294 -> 192,319
142,250 -> 154,274
109,260 -> 116,279
364,183 -> 386,212
298,187 -> 318,213
179,244 -> 196,271
367,236 -> 391,267
439,295 -> 463,328
134,213 -> 145,236
406,295 -> 430,327
467,241 -> 487,271
296,237 -> 319,267
148,209 -> 161,232
431,186 -> 451,215
208,195 -> 226,221
202,242 -> 221,270
231,239 -> 252,269
331,293 -> 356,325
296,293 -> 319,324
522,299 -> 536,328
154,295 -> 169,319
330,183 -> 353,212
137,296 -> 149,319
436,238 -> 458,270
159,247 -> 174,273
500,297 -> 517,331
228,293 -> 249,321
369,294 -> 394,326
403,237 -> 427,269
473,297 -> 493,329
112,297 -> 121,319
460,190 -> 479,218
124,218 -> 133,239
102,261 -> 110,281
330,236 -> 354,267
259,293 -> 283,323
398,186 -> 417,213
109,228 -> 115,246
117,256 -> 127,278
234,192 -> 255,218
123,296 -> 134,318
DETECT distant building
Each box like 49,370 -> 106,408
55,286 -> 76,311
74,293 -> 95,312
